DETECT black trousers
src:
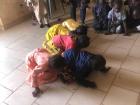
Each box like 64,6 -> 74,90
80,7 -> 86,24
70,5 -> 77,21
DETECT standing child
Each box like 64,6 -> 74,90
106,0 -> 128,35
92,0 -> 111,31
25,48 -> 58,97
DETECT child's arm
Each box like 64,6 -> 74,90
75,77 -> 97,88
75,72 -> 97,88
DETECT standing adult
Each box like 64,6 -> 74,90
25,0 -> 50,28
124,0 -> 140,30
80,0 -> 90,24
69,0 -> 78,20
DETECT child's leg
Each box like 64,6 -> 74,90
80,7 -> 86,24
43,14 -> 51,27
93,19 -> 101,30
105,20 -> 113,35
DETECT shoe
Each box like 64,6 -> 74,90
40,24 -> 45,28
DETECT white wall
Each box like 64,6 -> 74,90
0,0 -> 30,30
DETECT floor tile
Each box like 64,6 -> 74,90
105,46 -> 129,61
87,28 -> 97,39
0,32 -> 22,48
32,103 -> 40,105
96,34 -> 117,40
103,86 -> 138,105
114,69 -> 140,92
84,47 -> 105,55
68,87 -> 105,105
118,33 -> 138,40
121,56 -> 140,73
0,73 -> 5,81
52,80 -> 79,93
0,59 -> 23,75
129,45 -> 140,58
106,58 -> 122,71
8,35 -> 42,51
5,84 -> 36,105
0,103 -> 8,105
110,37 -> 135,50
88,71 -> 115,92
91,38 -> 113,52
36,84 -> 73,105
0,70 -> 27,91
0,86 -> 12,104
137,94 -> 140,105
0,47 -> 21,60
17,63 -> 27,73
105,46 -> 129,71
134,36 -> 140,46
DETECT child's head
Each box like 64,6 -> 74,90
113,0 -> 123,12
76,35 -> 90,49
48,55 -> 66,72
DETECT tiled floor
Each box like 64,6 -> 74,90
0,20 -> 140,105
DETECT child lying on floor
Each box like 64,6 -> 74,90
48,49 -> 111,88
42,34 -> 90,55
43,19 -> 88,47
105,0 -> 129,35
25,48 -> 58,97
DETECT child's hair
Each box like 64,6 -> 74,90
70,25 -> 88,36
76,25 -> 88,35
76,35 -> 90,49
48,55 -> 66,71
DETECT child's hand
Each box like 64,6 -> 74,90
101,67 -> 111,73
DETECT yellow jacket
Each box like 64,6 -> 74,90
42,24 -> 69,53
45,24 -> 69,41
